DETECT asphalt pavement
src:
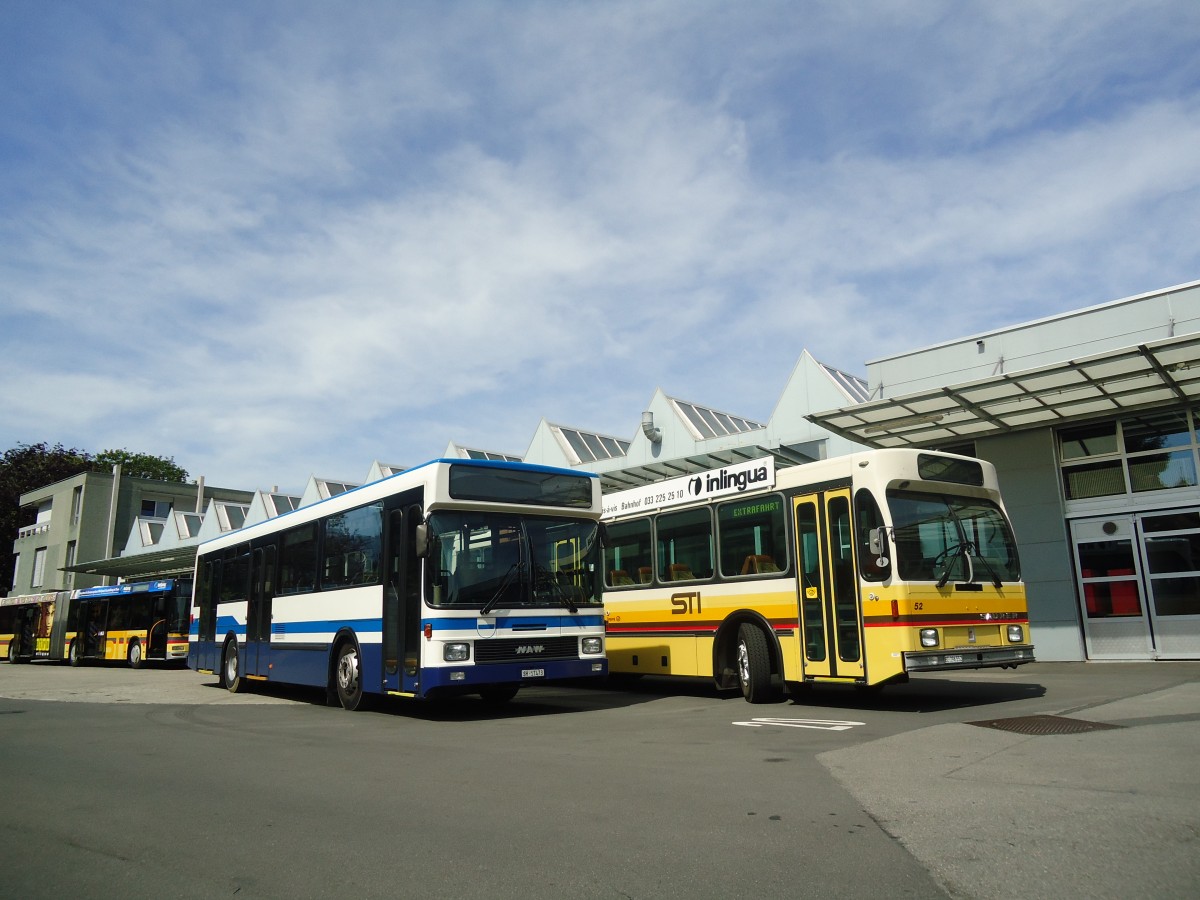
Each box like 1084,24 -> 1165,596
819,664 -> 1199,899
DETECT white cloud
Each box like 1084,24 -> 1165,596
1,1 -> 1197,488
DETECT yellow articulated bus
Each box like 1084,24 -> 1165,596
601,448 -> 1034,702
1,592 -> 64,664
64,580 -> 193,668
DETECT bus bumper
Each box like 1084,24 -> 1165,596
421,657 -> 608,693
904,645 -> 1035,672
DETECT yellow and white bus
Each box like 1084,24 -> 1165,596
65,580 -> 193,668
601,448 -> 1034,702
1,592 -> 63,664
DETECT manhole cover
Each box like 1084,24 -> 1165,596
968,714 -> 1124,735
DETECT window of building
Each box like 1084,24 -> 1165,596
141,498 -> 173,519
65,542 -> 77,589
71,486 -> 84,525
31,547 -> 47,588
1059,410 -> 1199,501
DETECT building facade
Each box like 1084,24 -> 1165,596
8,467 -> 253,595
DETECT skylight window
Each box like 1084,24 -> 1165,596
553,426 -> 631,464
673,400 -> 764,440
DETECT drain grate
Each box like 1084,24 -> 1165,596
968,714 -> 1124,735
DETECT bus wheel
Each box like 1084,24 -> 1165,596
736,623 -> 777,704
6,641 -> 17,664
127,639 -> 144,670
479,684 -> 519,705
68,640 -> 82,667
334,641 -> 365,711
224,641 -> 245,694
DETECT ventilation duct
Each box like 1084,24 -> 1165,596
641,411 -> 662,443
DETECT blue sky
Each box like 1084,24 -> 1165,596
2,1 -> 1198,492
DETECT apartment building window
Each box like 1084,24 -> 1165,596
71,486 -> 84,525
31,547 -> 47,588
1060,409 -> 1199,501
141,498 -> 173,518
65,541 -> 77,589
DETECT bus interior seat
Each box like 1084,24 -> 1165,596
668,563 -> 694,581
609,569 -> 635,586
741,554 -> 780,575
638,567 -> 653,583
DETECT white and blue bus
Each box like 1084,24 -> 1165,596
189,459 -> 607,709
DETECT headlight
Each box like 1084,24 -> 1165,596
443,642 -> 471,662
1007,625 -> 1024,643
920,628 -> 939,648
581,637 -> 603,655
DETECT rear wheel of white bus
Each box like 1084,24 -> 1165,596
223,640 -> 246,693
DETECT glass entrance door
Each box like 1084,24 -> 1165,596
1071,517 -> 1152,659
1071,509 -> 1200,660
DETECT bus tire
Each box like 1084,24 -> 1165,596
127,639 -> 144,670
6,641 -> 18,664
479,684 -> 519,705
223,641 -> 245,694
68,639 -> 82,667
334,640 -> 366,711
736,623 -> 777,704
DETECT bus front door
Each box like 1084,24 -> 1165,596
383,506 -> 422,695
793,490 -> 866,681
245,546 -> 276,678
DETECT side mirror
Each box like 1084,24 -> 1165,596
414,523 -> 430,559
868,526 -> 890,569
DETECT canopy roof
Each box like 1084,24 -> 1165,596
807,334 -> 1200,448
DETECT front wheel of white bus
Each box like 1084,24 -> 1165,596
334,641 -> 366,711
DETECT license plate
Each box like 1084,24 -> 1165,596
944,654 -> 963,664
521,668 -> 545,678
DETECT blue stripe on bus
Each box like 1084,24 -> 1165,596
206,614 -> 603,638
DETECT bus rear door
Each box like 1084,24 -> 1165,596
245,546 -> 275,678
793,489 -> 866,682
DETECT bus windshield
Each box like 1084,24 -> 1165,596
888,491 -> 1021,585
425,512 -> 601,610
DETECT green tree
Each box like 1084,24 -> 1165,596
93,449 -> 188,483
0,442 -> 94,595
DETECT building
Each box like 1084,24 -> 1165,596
8,467 -> 254,593
511,280 -> 1200,662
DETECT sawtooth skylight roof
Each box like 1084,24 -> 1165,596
463,448 -> 523,462
820,363 -> 872,403
552,425 -> 631,464
671,398 -> 765,440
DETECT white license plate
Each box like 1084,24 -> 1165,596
521,668 -> 545,678
944,654 -> 963,664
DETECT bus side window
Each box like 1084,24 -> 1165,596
604,518 -> 653,588
655,508 -> 713,582
717,494 -> 788,578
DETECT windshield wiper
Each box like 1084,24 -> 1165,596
935,543 -> 968,589
534,564 -> 577,613
968,543 -> 1004,588
481,562 -> 523,616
